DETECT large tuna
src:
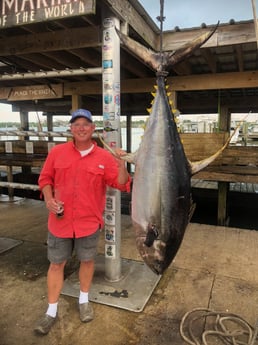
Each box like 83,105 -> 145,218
102,24 -> 233,275
131,74 -> 192,274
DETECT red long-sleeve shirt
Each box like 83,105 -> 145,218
38,141 -> 131,238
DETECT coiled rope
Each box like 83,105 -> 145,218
180,308 -> 258,345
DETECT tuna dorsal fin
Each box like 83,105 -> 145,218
189,123 -> 240,175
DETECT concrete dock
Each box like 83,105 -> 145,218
0,197 -> 258,345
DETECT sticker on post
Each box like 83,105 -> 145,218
105,244 -> 116,258
105,195 -> 115,211
5,141 -> 12,153
48,142 -> 55,152
26,141 -> 34,154
105,211 -> 115,226
105,226 -> 115,242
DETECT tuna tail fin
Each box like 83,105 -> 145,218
115,28 -> 159,71
189,124 -> 240,175
165,22 -> 219,68
116,22 -> 219,72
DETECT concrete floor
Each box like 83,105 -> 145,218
0,197 -> 258,345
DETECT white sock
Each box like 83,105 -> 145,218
79,291 -> 89,304
46,302 -> 58,317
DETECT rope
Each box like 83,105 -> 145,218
0,181 -> 39,191
180,308 -> 258,345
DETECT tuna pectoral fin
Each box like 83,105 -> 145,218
97,132 -> 136,164
190,125 -> 238,175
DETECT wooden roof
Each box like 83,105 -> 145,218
0,0 -> 258,116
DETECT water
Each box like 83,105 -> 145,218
0,126 -> 144,148
121,127 -> 144,152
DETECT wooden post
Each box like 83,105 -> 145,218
251,0 -> 258,48
217,105 -> 230,226
46,113 -> 53,141
126,114 -> 132,174
218,182 -> 229,226
20,110 -> 29,135
20,110 -> 31,176
72,94 -> 82,112
6,166 -> 14,200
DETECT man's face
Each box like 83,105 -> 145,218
70,117 -> 95,142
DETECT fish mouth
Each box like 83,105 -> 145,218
136,236 -> 167,275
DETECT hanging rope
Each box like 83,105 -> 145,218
156,0 -> 166,73
180,308 -> 258,345
156,0 -> 166,54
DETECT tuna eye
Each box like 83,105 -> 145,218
144,224 -> 159,247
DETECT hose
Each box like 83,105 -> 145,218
180,308 -> 258,345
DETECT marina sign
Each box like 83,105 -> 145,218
0,0 -> 95,28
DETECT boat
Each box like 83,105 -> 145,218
248,125 -> 258,140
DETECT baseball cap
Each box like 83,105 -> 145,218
69,109 -> 93,123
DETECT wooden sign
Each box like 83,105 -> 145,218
0,0 -> 95,29
7,84 -> 63,101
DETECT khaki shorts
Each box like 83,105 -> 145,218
47,230 -> 100,263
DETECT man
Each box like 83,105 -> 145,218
34,109 -> 130,335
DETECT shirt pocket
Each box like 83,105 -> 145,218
54,160 -> 73,190
82,165 -> 105,189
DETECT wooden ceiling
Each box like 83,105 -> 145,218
0,0 -> 258,117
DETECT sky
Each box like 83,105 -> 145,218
139,0 -> 255,30
0,0 -> 257,123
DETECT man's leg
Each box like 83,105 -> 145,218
34,233 -> 71,335
78,260 -> 95,322
47,261 -> 66,303
79,260 -> 94,293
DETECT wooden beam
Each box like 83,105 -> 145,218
172,61 -> 192,75
169,71 -> 258,91
63,70 -> 258,95
1,71 -> 258,103
251,0 -> 258,48
234,45 -> 244,72
0,21 -> 255,62
104,0 -> 158,49
0,26 -> 101,56
200,48 -> 217,73
162,22 -> 256,51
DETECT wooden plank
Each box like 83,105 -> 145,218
0,27 -> 101,56
0,154 -> 46,167
251,0 -> 258,48
0,141 -> 60,154
195,170 -> 258,184
163,22 -> 256,51
170,71 -> 258,91
181,132 -> 227,161
62,70 -> 258,97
